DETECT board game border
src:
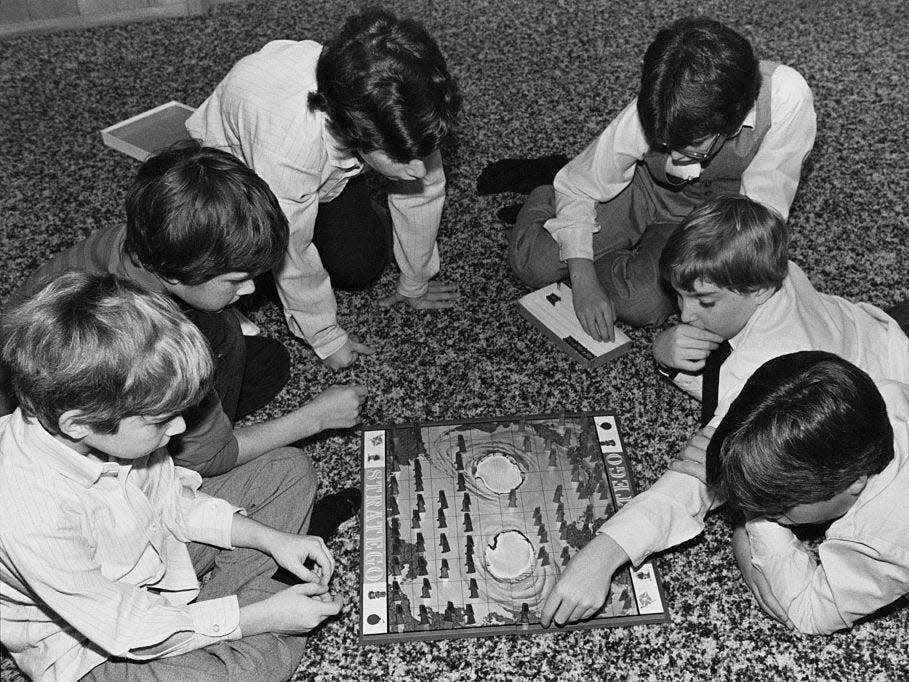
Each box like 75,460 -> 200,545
358,410 -> 671,645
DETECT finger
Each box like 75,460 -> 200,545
599,315 -> 615,343
311,544 -> 335,582
669,459 -> 707,483
426,281 -> 458,293
415,298 -> 458,310
294,581 -> 330,597
316,597 -> 344,616
552,601 -> 576,627
581,315 -> 602,342
351,342 -> 377,355
540,593 -> 559,627
350,384 -> 369,400
377,293 -> 403,308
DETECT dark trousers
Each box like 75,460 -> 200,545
184,307 -> 290,423
312,175 -> 390,291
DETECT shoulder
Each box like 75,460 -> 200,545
767,63 -> 813,105
230,39 -> 322,82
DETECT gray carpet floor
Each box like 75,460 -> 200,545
2,0 -> 907,680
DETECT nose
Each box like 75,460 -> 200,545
238,280 -> 256,297
167,416 -> 187,437
678,296 -> 697,323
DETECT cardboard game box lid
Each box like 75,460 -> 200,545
100,101 -> 195,162
518,282 -> 632,369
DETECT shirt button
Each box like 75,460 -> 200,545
213,625 -> 220,633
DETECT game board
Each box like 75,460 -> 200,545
359,411 -> 669,643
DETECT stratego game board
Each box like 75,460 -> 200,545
358,411 -> 670,643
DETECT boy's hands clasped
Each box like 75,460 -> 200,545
652,324 -> 724,372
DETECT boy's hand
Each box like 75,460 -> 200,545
652,324 -> 724,372
306,384 -> 368,431
732,525 -> 792,627
378,280 -> 459,310
567,258 -> 615,342
268,532 -> 335,586
241,583 -> 342,636
541,533 -> 629,627
669,425 -> 715,484
323,335 -> 376,370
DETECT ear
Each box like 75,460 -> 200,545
845,475 -> 869,497
57,410 -> 93,440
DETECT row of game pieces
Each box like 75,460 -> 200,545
390,594 -> 536,629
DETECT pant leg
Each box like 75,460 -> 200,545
313,175 -> 389,291
82,448 -> 318,682
508,185 -> 675,326
81,577 -> 307,682
591,221 -> 679,327
885,300 -> 909,335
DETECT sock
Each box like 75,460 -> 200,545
307,487 -> 362,541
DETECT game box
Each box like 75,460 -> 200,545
518,283 -> 632,369
359,411 -> 669,643
100,101 -> 195,162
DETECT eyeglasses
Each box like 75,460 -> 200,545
654,132 -> 723,162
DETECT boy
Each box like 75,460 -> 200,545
503,17 -> 816,343
540,194 -> 909,628
707,351 -> 909,634
2,145 -> 364,518
0,273 -> 341,681
186,8 -> 463,369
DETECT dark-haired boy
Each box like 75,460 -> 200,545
540,194 -> 909,628
706,351 -> 909,634
186,8 -> 463,369
2,144 -> 364,534
0,273 -> 341,680
505,17 -> 816,343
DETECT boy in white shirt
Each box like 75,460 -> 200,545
0,273 -> 340,681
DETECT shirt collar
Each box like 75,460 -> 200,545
319,113 -> 362,173
742,103 -> 756,130
17,412 -> 117,488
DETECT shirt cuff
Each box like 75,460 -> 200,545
397,274 -> 430,300
596,509 -> 659,567
746,517 -> 799,559
189,595 -> 241,641
554,227 -> 596,262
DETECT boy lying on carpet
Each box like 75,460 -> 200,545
707,351 -> 909,633
186,8 -> 462,370
1,143 -> 363,538
484,17 -> 816,344
541,194 -> 909,633
0,273 -> 341,681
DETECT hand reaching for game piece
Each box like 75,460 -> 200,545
267,530 -> 336,586
378,280 -> 459,310
540,533 -> 629,627
731,524 -> 793,628
669,425 -> 715,484
567,258 -> 616,342
305,383 -> 368,432
323,335 -> 376,370
652,323 -> 725,372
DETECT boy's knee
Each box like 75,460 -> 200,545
613,285 -> 676,327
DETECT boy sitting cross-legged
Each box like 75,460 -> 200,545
2,143 -> 365,536
0,273 -> 342,681
706,351 -> 909,634
540,194 -> 909,628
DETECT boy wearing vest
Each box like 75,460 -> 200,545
506,17 -> 816,343
539,195 -> 909,630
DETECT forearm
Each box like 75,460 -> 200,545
233,408 -> 318,465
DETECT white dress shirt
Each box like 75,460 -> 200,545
0,411 -> 243,681
186,40 -> 445,359
748,381 -> 909,634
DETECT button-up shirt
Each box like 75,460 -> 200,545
186,40 -> 445,359
0,411 -> 243,681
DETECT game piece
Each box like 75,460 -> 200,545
517,283 -> 632,369
417,494 -> 425,513
388,497 -> 399,516
359,411 -> 669,643
100,101 -> 195,162
437,508 -> 447,528
422,578 -> 431,598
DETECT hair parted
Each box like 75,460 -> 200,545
308,7 -> 462,163
124,141 -> 289,286
1,272 -> 214,434
637,17 -> 761,148
705,351 -> 894,518
660,194 -> 789,295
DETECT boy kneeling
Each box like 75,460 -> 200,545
0,273 -> 340,681
709,351 -> 909,634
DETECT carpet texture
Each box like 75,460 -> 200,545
1,0 -> 907,680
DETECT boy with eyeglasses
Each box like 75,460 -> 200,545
502,17 -> 816,343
